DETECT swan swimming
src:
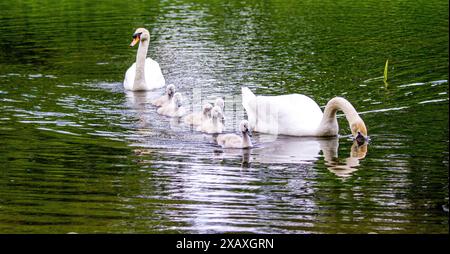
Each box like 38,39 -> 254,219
216,120 -> 253,149
214,97 -> 224,111
241,87 -> 367,141
157,92 -> 186,117
123,28 -> 165,91
214,97 -> 226,123
184,102 -> 213,126
196,106 -> 224,133
151,84 -> 175,107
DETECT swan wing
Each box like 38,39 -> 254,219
144,58 -> 165,89
151,95 -> 169,107
217,134 -> 242,148
269,94 -> 323,136
123,58 -> 165,91
242,88 -> 323,136
123,63 -> 136,91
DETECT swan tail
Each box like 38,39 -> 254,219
241,87 -> 256,110
241,87 -> 257,127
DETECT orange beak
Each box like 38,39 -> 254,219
130,37 -> 140,47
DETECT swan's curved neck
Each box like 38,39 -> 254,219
242,132 -> 252,147
133,39 -> 149,90
317,97 -> 363,136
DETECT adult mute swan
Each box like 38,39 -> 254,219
216,120 -> 253,149
241,87 -> 367,141
124,28 -> 165,91
151,84 -> 175,107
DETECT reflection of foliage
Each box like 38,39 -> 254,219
0,0 -> 161,78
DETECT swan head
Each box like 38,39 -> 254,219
214,98 -> 226,123
173,92 -> 183,108
351,119 -> 368,144
214,98 -> 224,110
202,103 -> 213,117
211,106 -> 224,121
239,120 -> 252,137
166,84 -> 176,98
130,28 -> 150,47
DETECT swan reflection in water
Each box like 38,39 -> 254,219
323,139 -> 368,178
219,134 -> 368,178
124,90 -> 157,129
125,96 -> 369,232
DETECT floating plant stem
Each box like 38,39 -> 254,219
384,59 -> 389,87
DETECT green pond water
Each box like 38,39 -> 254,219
0,0 -> 448,233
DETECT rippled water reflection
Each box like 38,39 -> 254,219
0,0 -> 448,233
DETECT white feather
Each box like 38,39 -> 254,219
124,58 -> 165,91
241,87 -> 323,136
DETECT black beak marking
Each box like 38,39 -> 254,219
355,131 -> 366,145
132,32 -> 142,39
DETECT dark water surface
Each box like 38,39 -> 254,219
0,0 -> 448,233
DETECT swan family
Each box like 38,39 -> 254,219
123,28 -> 369,148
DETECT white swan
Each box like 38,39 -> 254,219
216,120 -> 253,148
241,87 -> 367,141
215,97 -> 224,110
151,84 -> 175,107
124,28 -> 165,91
184,102 -> 213,126
196,106 -> 224,133
157,92 -> 186,117
214,97 -> 226,123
